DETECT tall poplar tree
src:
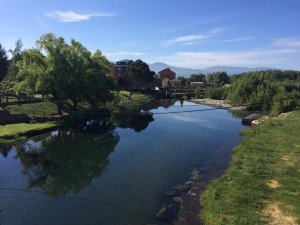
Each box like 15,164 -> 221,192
6,39 -> 23,81
0,43 -> 8,81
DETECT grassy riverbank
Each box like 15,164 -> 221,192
200,110 -> 300,225
113,91 -> 154,111
0,122 -> 58,147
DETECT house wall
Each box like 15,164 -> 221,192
114,60 -> 133,80
159,68 -> 176,80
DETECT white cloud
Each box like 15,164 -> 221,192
159,48 -> 299,69
271,37 -> 300,48
45,10 -> 116,22
168,114 -> 222,130
163,27 -> 227,47
163,34 -> 210,46
164,18 -> 222,33
220,37 -> 253,43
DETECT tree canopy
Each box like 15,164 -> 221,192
0,43 -> 8,81
16,33 -> 116,112
227,70 -> 300,113
124,59 -> 155,90
207,71 -> 230,84
189,73 -> 206,82
6,39 -> 23,81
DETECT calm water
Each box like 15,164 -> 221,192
0,101 -> 244,225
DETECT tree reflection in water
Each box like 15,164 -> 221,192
112,112 -> 154,132
14,112 -> 155,198
16,121 -> 119,198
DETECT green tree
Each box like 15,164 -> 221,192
189,73 -> 206,82
0,43 -> 8,81
205,87 -> 225,99
227,70 -> 300,111
177,76 -> 188,86
0,81 -> 16,102
124,59 -> 155,90
207,71 -> 230,84
16,33 -> 116,113
6,39 -> 23,81
194,87 -> 201,99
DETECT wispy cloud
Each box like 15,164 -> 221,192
168,114 -> 222,130
163,27 -> 227,47
159,47 -> 299,69
45,10 -> 116,22
271,37 -> 300,48
165,18 -> 222,33
220,37 -> 253,43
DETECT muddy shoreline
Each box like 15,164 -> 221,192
191,98 -> 245,111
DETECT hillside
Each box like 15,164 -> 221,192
148,62 -> 274,77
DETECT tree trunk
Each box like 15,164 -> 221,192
57,101 -> 64,115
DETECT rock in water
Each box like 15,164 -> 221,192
155,205 -> 173,220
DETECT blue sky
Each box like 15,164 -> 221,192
1,0 -> 300,70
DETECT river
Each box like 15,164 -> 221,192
0,101 -> 245,225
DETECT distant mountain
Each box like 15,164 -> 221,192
149,62 -> 274,77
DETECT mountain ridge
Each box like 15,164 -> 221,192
148,62 -> 275,77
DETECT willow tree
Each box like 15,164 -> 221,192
16,33 -> 116,113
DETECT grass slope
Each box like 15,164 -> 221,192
0,122 -> 58,146
200,111 -> 300,225
3,101 -> 58,117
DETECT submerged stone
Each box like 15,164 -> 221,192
155,205 -> 173,220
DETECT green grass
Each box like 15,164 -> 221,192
200,110 -> 300,225
0,122 -> 58,138
0,122 -> 58,147
118,90 -> 149,101
111,91 -> 154,111
2,101 -> 58,117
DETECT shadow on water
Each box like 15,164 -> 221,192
112,112 -> 154,132
15,126 -> 119,198
3,111 -> 155,198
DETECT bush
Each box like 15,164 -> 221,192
271,101 -> 284,116
194,87 -> 201,99
205,87 -> 225,100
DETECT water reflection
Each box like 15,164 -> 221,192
0,101 -> 245,225
16,127 -> 119,198
7,111 -> 156,198
112,112 -> 154,132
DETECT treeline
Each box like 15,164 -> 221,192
0,34 -> 158,113
227,70 -> 300,115
178,71 -> 230,86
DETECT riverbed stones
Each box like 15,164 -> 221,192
191,169 -> 201,180
165,189 -> 177,197
173,196 -> 183,203
174,183 -> 191,193
161,169 -> 204,224
155,205 -> 173,220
